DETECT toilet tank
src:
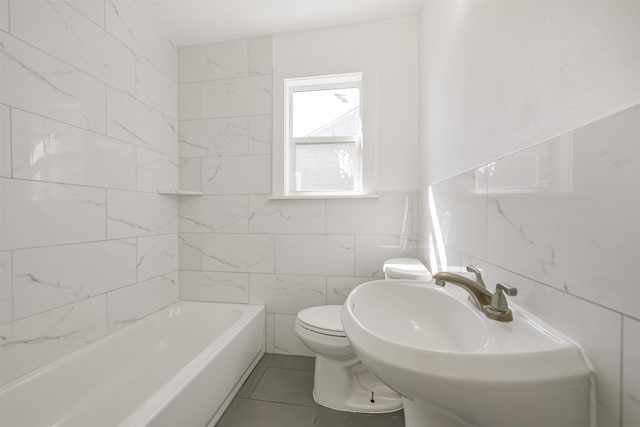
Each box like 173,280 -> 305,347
383,258 -> 432,280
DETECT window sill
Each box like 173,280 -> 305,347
269,193 -> 380,200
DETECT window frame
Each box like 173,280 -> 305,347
284,73 -> 364,197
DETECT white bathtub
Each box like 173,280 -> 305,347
0,301 -> 265,427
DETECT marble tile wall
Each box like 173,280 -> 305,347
418,105 -> 640,427
178,38 -> 418,356
0,0 -> 179,385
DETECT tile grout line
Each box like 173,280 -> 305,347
619,316 -> 624,427
240,396 -> 315,409
9,251 -> 15,324
245,365 -> 269,398
9,105 -> 13,178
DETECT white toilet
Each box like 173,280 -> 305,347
295,258 -> 431,413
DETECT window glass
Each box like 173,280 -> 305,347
292,88 -> 361,137
294,142 -> 355,191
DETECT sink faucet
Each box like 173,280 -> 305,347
433,266 -> 517,322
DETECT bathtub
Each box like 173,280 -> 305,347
0,301 -> 265,427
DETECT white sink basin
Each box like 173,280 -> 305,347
341,279 -> 594,427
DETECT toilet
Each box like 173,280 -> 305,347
295,258 -> 431,413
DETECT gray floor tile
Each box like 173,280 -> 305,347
250,367 -> 315,406
216,398 -> 316,427
220,353 -> 405,427
236,361 -> 267,398
259,353 -> 315,371
314,405 -> 405,427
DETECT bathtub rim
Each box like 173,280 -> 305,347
118,301 -> 265,427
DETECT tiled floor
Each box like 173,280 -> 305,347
214,354 -> 405,427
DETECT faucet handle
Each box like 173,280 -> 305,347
484,283 -> 518,322
495,282 -> 517,297
466,265 -> 486,288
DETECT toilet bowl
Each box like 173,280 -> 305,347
295,258 -> 431,413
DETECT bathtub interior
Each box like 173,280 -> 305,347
0,301 -> 265,427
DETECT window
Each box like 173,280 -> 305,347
284,74 -> 363,196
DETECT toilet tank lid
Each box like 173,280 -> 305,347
383,258 -> 432,280
297,305 -> 344,334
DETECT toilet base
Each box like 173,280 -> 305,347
312,355 -> 402,414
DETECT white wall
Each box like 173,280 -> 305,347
0,0 -> 179,385
419,0 -> 639,186
274,17 -> 419,192
417,1 -> 640,427
177,18 -> 419,356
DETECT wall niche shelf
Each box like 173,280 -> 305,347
157,189 -> 204,196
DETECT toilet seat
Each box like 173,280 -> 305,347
297,306 -> 346,337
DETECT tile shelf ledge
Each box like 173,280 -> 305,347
157,189 -> 204,196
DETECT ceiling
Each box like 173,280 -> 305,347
134,0 -> 422,46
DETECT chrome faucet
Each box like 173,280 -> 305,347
433,266 -> 518,322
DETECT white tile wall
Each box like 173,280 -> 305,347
487,108 -> 639,318
422,105 -> 640,427
179,158 -> 201,191
136,234 -> 179,282
326,276 -> 374,305
177,38 -> 418,358
249,274 -> 326,314
202,234 -> 274,273
65,0 -> 105,28
355,235 -> 417,277
180,271 -> 249,303
107,272 -> 178,331
275,235 -> 354,276
0,296 -> 108,384
107,190 -> 178,238
179,39 -> 248,82
265,313 -> 275,353
12,240 -> 137,319
273,314 -> 314,357
105,0 -> 177,80
0,0 -> 9,31
248,37 -> 273,76
429,169 -> 487,259
178,83 -> 201,120
11,110 -> 137,190
137,148 -> 179,193
0,0 -> 178,385
106,87 -> 178,157
135,58 -> 178,119
179,117 -> 249,157
1,178 -> 106,250
326,192 -> 415,235
0,252 -> 13,325
1,32 -> 106,133
201,75 -> 272,118
11,0 -> 135,93
248,115 -> 272,155
201,155 -> 271,195
179,233 -> 203,270
0,104 -> 11,177
179,195 -> 248,233
248,196 -> 325,234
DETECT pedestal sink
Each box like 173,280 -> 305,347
341,280 -> 595,427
